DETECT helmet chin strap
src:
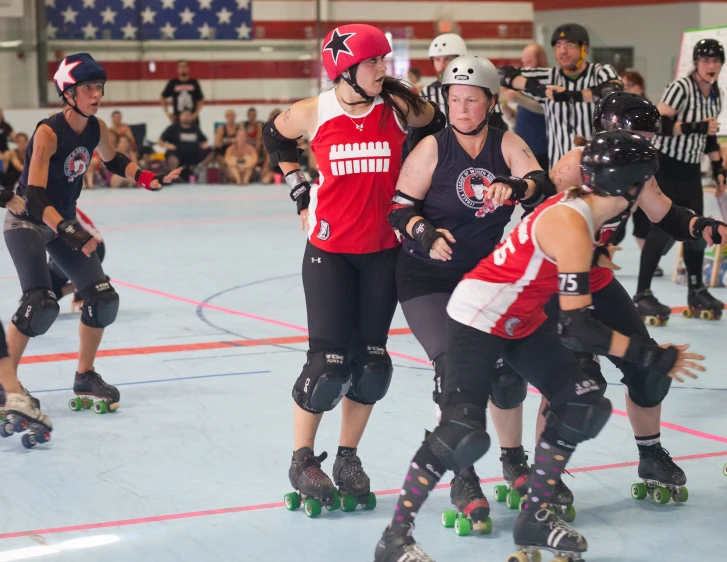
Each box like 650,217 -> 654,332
342,66 -> 375,101
63,87 -> 91,119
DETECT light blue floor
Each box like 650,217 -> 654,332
0,185 -> 725,562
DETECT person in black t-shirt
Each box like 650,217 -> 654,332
0,108 -> 14,154
160,60 -> 204,124
158,109 -> 214,180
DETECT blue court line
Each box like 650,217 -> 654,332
27,370 -> 271,394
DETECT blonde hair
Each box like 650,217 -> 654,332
573,135 -> 588,147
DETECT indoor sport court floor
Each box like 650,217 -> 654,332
0,184 -> 725,562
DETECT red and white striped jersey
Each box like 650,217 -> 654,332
446,191 -> 598,339
308,88 -> 407,254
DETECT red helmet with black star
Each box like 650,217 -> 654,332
322,24 -> 391,81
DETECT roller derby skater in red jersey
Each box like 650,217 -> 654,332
4,53 -> 180,416
546,91 -> 727,506
263,24 -> 444,518
375,130 -> 704,562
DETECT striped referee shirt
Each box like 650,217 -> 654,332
422,80 -> 504,126
520,62 -> 620,165
651,74 -> 722,164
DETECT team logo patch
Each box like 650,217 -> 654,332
504,317 -> 521,336
456,167 -> 512,218
64,147 -> 91,183
318,220 -> 330,241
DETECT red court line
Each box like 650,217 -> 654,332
0,450 -> 723,541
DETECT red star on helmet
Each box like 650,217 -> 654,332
54,58 -> 82,92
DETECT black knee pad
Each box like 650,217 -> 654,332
576,352 -> 607,398
490,359 -> 528,409
346,346 -> 393,405
426,402 -> 491,472
48,265 -> 69,300
78,280 -> 119,328
621,339 -> 672,407
545,376 -> 612,445
13,287 -> 59,337
293,350 -> 351,413
432,353 -> 445,404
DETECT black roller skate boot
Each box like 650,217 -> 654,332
285,447 -> 339,517
631,446 -> 688,504
332,448 -> 376,511
509,507 -> 587,562
495,447 -> 530,510
683,286 -> 724,320
375,526 -> 435,562
69,369 -> 120,414
550,473 -> 576,522
633,289 -> 671,327
442,466 -> 492,535
2,393 -> 52,449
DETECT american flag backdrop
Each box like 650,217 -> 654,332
45,0 -> 253,41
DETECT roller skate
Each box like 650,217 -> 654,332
331,449 -> 376,511
630,446 -> 688,504
69,369 -> 120,414
0,383 -> 41,413
682,286 -> 724,321
494,447 -> 530,510
375,526 -> 435,562
1,393 -> 52,449
549,474 -> 576,522
633,289 -> 671,327
441,466 -> 492,536
284,447 -> 340,517
508,507 -> 587,562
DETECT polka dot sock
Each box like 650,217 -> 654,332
389,443 -> 447,536
522,436 -> 573,513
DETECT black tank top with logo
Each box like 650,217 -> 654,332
17,112 -> 100,222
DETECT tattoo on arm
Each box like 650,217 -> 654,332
283,109 -> 291,121
522,146 -> 533,159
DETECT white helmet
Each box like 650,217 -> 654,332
428,33 -> 467,58
441,55 -> 500,96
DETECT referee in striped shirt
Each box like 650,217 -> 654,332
636,38 -> 727,312
499,23 -> 622,166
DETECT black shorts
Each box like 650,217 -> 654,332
396,250 -> 473,303
655,153 -> 703,214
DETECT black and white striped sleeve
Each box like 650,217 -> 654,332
661,81 -> 686,112
519,67 -> 552,102
595,63 -> 620,83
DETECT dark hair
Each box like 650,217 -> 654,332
177,60 -> 188,65
409,68 -> 421,80
574,135 -> 588,147
15,132 -> 28,142
334,70 -> 427,128
111,110 -> 121,117
691,64 -> 722,102
621,70 -> 646,95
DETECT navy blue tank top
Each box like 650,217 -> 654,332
17,112 -> 100,221
403,126 -> 513,269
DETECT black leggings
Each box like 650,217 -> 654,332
302,241 -> 399,353
49,241 -> 106,298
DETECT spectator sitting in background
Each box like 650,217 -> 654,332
109,110 -> 137,155
158,109 -> 214,182
215,109 -> 239,167
225,128 -> 258,185
84,130 -> 117,189
1,131 -> 27,188
107,136 -> 139,188
407,68 -> 424,94
243,107 -> 263,159
260,108 -> 282,184
0,108 -> 15,164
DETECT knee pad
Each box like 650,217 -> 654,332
621,339 -> 672,407
576,353 -> 607,398
426,402 -> 491,472
346,346 -> 393,405
78,280 -> 119,328
13,287 -> 59,337
545,378 -> 612,445
293,350 -> 351,413
432,353 -> 445,404
490,360 -> 528,409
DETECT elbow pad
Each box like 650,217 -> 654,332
262,118 -> 302,166
498,65 -> 521,88
102,151 -> 133,177
705,135 -> 720,154
388,190 -> 423,239
521,170 -> 556,211
25,185 -> 53,221
409,101 -> 446,151
655,204 -> 697,242
557,306 -> 613,356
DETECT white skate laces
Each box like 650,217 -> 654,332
534,509 -> 580,548
397,544 -> 434,562
5,393 -> 52,431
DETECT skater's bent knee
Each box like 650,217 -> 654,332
78,280 -> 119,328
545,380 -> 612,444
293,350 -> 351,414
346,346 -> 393,405
490,364 -> 528,409
428,402 -> 490,472
13,288 -> 59,337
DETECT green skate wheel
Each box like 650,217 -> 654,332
652,486 -> 671,505
561,504 -> 576,523
472,516 -> 492,535
340,493 -> 357,512
723,463 -> 727,477
68,398 -> 83,412
494,484 -> 508,502
362,492 -> 376,510
506,491 -> 521,510
441,509 -> 456,528
672,486 -> 689,503
284,492 -> 301,511
304,498 -> 322,517
454,517 -> 471,536
326,491 -> 341,511
93,401 -> 107,414
631,482 -> 648,500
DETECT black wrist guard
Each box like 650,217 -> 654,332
681,121 -> 709,135
592,245 -> 611,267
411,218 -> 443,252
692,216 -> 726,244
523,77 -> 547,98
498,65 -> 520,88
712,160 -> 727,183
57,218 -> 93,251
285,170 -> 311,215
492,175 -> 529,201
0,189 -> 14,207
551,90 -> 584,103
624,334 -> 678,376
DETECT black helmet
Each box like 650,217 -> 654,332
581,130 -> 659,201
693,38 -> 725,64
551,23 -> 589,47
593,92 -> 661,135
